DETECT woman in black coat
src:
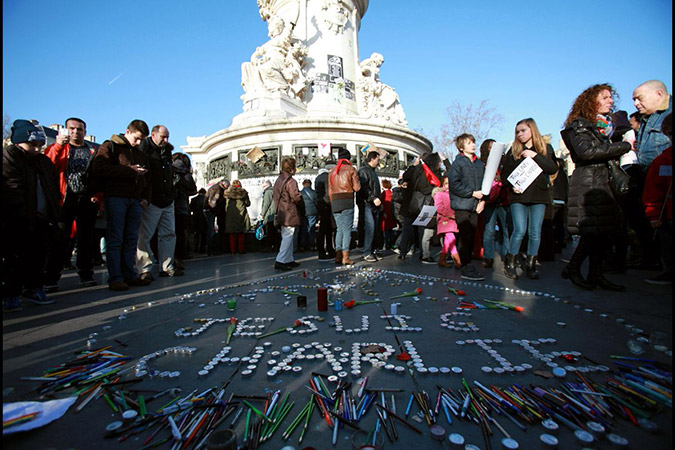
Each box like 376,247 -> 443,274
560,83 -> 633,291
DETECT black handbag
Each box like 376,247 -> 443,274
607,159 -> 631,199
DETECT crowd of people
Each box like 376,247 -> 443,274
2,79 -> 671,313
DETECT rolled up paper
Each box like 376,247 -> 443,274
481,142 -> 506,196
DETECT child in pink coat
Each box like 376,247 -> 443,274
433,177 -> 461,268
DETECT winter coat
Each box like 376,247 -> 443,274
190,193 -> 207,229
92,134 -> 151,201
357,164 -> 381,206
172,159 -> 197,216
391,185 -> 407,223
44,141 -> 96,204
328,162 -> 361,213
223,185 -> 251,233
380,189 -> 397,230
642,146 -> 672,222
301,186 -> 318,216
315,169 -> 331,214
448,153 -> 485,212
501,144 -> 559,205
2,144 -> 60,230
560,117 -> 632,235
433,188 -> 458,234
140,138 -> 175,208
206,183 -> 225,215
273,171 -> 302,227
260,185 -> 275,224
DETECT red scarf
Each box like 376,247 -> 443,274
421,161 -> 441,187
331,158 -> 351,183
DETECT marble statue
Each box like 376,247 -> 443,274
320,0 -> 349,35
241,14 -> 309,99
357,52 -> 407,126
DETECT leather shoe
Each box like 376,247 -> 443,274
275,262 -> 291,271
591,275 -> 625,291
140,272 -> 154,282
287,261 -> 300,267
109,281 -> 130,291
159,269 -> 185,277
561,267 -> 594,290
126,277 -> 151,286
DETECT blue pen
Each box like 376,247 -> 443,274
441,399 -> 452,424
404,393 -> 414,417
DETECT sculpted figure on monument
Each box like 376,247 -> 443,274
320,0 -> 349,35
358,52 -> 407,126
241,15 -> 309,100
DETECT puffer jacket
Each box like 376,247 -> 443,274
328,161 -> 361,213
223,185 -> 251,233
501,144 -> 559,205
273,171 -> 302,227
92,134 -> 151,201
448,153 -> 485,212
560,117 -> 632,235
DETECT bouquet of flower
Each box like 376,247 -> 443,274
226,317 -> 238,344
344,299 -> 382,309
448,286 -> 467,296
390,288 -> 422,299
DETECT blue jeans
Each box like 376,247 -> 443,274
508,203 -> 546,256
105,197 -> 142,283
483,204 -> 510,259
362,204 -> 378,254
299,214 -> 317,249
333,208 -> 355,252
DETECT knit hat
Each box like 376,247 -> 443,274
11,119 -> 46,145
338,148 -> 351,161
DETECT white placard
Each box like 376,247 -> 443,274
318,142 -> 331,158
620,150 -> 637,169
506,156 -> 543,192
481,142 -> 506,195
412,205 -> 437,227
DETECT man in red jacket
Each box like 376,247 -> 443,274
44,118 -> 100,290
642,113 -> 672,285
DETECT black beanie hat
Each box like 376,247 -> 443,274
11,119 -> 46,145
338,148 -> 351,160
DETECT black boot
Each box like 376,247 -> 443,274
561,237 -> 594,289
503,254 -> 518,279
525,255 -> 540,279
587,244 -> 625,291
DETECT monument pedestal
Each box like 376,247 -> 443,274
236,92 -> 307,124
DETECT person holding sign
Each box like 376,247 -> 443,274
560,84 -> 633,291
501,119 -> 559,279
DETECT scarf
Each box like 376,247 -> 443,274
595,114 -> 615,139
331,158 -> 351,183
421,161 -> 441,187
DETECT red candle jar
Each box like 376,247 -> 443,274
317,287 -> 328,311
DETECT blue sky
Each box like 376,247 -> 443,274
3,0 -> 672,155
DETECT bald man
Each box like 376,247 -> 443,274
136,125 -> 184,279
633,80 -> 672,168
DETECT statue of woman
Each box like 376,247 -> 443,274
358,53 -> 407,125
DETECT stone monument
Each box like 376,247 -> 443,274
182,0 -> 432,219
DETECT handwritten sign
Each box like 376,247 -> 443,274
412,205 -> 437,227
506,157 -> 542,192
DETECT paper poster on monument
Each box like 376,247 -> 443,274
506,156 -> 543,192
318,141 -> 331,158
481,142 -> 506,195
412,205 -> 437,227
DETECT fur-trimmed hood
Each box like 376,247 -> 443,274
223,185 -> 248,199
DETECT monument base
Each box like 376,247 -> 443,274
234,92 -> 307,125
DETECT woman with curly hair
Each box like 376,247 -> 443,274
560,83 -> 634,290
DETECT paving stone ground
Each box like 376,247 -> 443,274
3,243 -> 672,449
